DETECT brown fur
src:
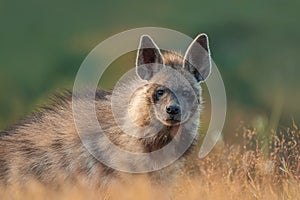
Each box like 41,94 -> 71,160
0,35 -> 211,191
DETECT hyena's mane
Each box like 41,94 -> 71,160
0,88 -> 111,140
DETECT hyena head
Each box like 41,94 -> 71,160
129,34 -> 211,127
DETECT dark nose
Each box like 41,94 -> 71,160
166,105 -> 180,115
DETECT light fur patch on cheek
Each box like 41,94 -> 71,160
128,89 -> 151,127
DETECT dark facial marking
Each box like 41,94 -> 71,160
155,89 -> 165,101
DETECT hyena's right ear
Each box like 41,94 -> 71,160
183,34 -> 211,82
136,35 -> 164,80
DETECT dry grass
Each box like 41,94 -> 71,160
0,124 -> 299,200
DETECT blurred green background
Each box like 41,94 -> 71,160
1,0 -> 299,136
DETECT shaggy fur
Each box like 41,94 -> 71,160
0,34 -> 211,190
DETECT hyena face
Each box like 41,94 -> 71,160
142,78 -> 199,127
134,34 -> 211,127
151,84 -> 185,126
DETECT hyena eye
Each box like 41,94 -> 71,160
156,89 -> 165,97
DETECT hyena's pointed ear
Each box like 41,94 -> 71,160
136,35 -> 164,80
183,34 -> 211,82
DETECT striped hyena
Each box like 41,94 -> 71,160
0,34 -> 211,189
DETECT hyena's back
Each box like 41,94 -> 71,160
0,89 -> 116,186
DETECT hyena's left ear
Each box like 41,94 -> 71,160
183,34 -> 211,82
136,35 -> 164,80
